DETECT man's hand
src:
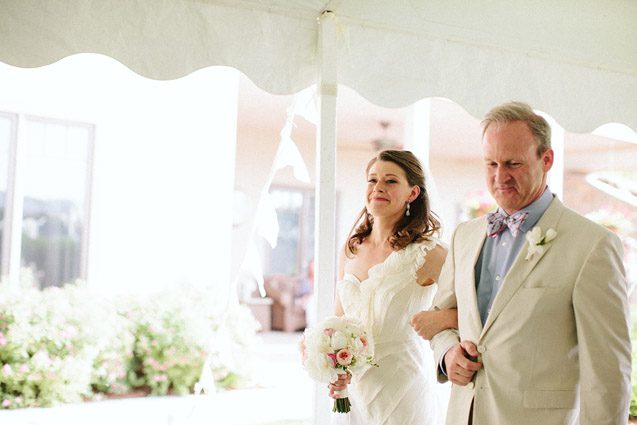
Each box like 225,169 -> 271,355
328,373 -> 351,399
444,340 -> 482,386
410,309 -> 458,340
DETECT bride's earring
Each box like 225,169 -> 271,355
405,202 -> 411,217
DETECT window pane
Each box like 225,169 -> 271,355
268,190 -> 303,276
21,118 -> 92,288
0,115 -> 11,270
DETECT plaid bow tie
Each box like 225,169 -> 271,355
486,210 -> 529,238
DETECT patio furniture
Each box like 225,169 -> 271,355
264,274 -> 307,332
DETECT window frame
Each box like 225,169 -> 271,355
0,111 -> 95,288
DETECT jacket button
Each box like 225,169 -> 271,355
466,382 -> 475,389
478,345 -> 486,353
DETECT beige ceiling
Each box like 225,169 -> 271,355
238,74 -> 637,173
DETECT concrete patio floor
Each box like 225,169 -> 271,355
0,331 -> 312,425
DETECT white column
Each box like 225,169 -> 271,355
313,10 -> 338,425
404,99 -> 432,166
539,112 -> 565,199
3,114 -> 24,287
404,99 -> 450,239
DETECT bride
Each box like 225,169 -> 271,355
329,150 -> 456,425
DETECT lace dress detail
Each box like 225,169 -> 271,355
332,238 -> 444,425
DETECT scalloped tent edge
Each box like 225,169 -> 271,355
0,0 -> 636,133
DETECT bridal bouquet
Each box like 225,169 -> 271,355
301,316 -> 377,413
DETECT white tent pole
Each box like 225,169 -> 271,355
404,99 -> 450,239
404,99 -> 432,166
539,112 -> 565,199
313,10 -> 338,425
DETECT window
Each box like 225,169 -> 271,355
0,113 -> 94,288
264,187 -> 315,277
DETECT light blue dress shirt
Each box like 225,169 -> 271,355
474,188 -> 554,325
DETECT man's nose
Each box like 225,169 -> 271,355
494,167 -> 509,183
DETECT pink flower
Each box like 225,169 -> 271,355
323,328 -> 335,337
336,349 -> 353,366
2,400 -> 10,407
0,333 -> 6,346
359,336 -> 367,348
153,374 -> 168,382
2,364 -> 12,375
19,364 -> 28,374
326,353 -> 337,368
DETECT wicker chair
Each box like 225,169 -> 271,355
264,274 -> 307,332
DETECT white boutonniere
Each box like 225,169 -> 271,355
525,226 -> 557,260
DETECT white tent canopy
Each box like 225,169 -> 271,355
1,0 -> 636,132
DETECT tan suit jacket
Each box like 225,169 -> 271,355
431,198 -> 631,425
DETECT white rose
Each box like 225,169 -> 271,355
330,331 -> 348,350
544,228 -> 557,242
304,352 -> 338,384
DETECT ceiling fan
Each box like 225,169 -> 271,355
371,120 -> 401,151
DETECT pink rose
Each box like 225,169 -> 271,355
323,328 -> 335,337
326,353 -> 337,368
336,348 -> 353,366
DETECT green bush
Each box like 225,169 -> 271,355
0,284 -> 95,408
124,287 -> 219,396
0,280 -> 259,409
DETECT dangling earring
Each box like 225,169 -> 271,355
405,202 -> 411,217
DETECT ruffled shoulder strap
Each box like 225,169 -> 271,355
371,237 -> 439,281
411,237 -> 440,277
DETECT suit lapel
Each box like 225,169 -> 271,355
480,198 -> 565,339
459,217 -> 488,338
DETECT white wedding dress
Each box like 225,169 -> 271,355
331,238 -> 445,425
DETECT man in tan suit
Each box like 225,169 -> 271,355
420,101 -> 631,424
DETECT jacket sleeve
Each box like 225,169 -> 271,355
573,231 -> 631,424
430,225 -> 461,383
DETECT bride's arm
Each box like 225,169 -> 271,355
411,309 -> 458,340
411,244 -> 458,340
415,244 -> 447,286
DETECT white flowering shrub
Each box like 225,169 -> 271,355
0,280 -> 259,408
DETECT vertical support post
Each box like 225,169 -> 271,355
404,99 -> 432,167
539,112 -> 565,199
404,99 -> 449,237
2,114 -> 23,287
313,10 -> 338,425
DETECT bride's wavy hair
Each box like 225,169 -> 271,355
346,150 -> 441,257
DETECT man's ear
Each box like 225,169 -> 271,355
542,148 -> 554,172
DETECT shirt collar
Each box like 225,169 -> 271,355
495,187 -> 554,233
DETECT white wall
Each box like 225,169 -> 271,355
0,55 -> 239,293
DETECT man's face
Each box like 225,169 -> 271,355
482,121 -> 553,214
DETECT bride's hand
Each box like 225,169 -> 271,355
410,309 -> 458,340
328,373 -> 351,399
